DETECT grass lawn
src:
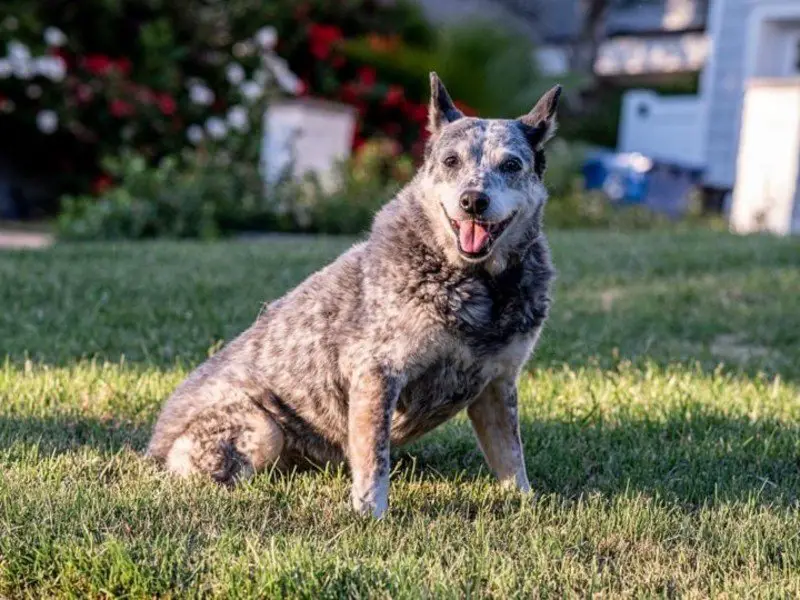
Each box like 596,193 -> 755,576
1,229 -> 799,597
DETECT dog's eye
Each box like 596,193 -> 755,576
443,155 -> 460,168
499,157 -> 523,173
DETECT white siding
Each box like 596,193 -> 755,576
702,0 -> 750,189
619,90 -> 706,168
730,79 -> 800,235
703,0 -> 800,190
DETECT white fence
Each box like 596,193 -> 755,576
618,90 -> 707,169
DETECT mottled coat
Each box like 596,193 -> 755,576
148,74 -> 560,517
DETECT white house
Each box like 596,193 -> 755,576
619,0 -> 800,234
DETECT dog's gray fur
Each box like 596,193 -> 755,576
148,74 -> 560,517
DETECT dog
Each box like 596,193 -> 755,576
148,73 -> 559,518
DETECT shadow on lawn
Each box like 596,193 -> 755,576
3,410 -> 798,507
0,415 -> 150,456
398,411 -> 800,507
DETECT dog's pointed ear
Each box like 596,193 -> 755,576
428,72 -> 464,135
518,84 -> 562,148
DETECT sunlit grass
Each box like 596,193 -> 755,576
1,229 -> 799,596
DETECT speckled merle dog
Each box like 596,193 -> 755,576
148,73 -> 560,518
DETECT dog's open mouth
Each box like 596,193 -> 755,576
448,212 -> 517,258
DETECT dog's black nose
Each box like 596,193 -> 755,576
459,191 -> 490,215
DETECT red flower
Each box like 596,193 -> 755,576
357,66 -> 377,88
82,55 -> 113,75
157,94 -> 177,116
404,101 -> 428,124
109,99 -> 135,118
352,134 -> 366,151
82,55 -> 132,76
116,58 -> 132,76
331,55 -> 346,68
383,85 -> 404,108
92,174 -> 114,195
308,23 -> 343,60
339,82 -> 359,103
353,100 -> 368,117
296,79 -> 308,96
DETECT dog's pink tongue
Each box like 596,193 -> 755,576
459,221 -> 490,254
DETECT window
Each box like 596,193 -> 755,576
787,30 -> 800,76
795,37 -> 800,73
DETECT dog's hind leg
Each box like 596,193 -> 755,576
164,400 -> 285,485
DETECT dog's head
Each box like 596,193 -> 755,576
416,72 -> 561,270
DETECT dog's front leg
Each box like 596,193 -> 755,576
467,379 -> 530,492
347,366 -> 401,518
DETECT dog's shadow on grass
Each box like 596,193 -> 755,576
3,410 -> 799,508
0,415 -> 150,457
397,411 -> 800,508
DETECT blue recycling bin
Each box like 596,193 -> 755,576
581,150 -> 651,204
582,149 -> 705,216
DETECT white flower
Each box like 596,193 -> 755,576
255,26 -> 278,49
0,99 -> 15,113
225,62 -> 245,85
239,80 -> 263,103
188,83 -> 215,106
36,110 -> 58,134
10,56 -> 33,80
205,116 -> 228,140
186,124 -> 205,144
0,58 -> 11,79
8,40 -> 30,60
26,84 -> 42,99
44,26 -> 67,47
33,56 -> 66,82
226,105 -> 249,132
263,52 -> 301,95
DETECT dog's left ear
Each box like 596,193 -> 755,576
518,85 -> 562,148
428,72 -> 464,135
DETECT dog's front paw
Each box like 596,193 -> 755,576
350,483 -> 389,519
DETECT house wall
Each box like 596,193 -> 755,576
701,0 -> 749,189
703,0 -> 800,190
619,91 -> 706,167
730,79 -> 800,234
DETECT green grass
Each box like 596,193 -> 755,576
1,229 -> 799,597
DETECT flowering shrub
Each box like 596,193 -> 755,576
0,0 -> 436,210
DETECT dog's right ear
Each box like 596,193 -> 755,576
518,85 -> 562,148
428,72 -> 464,135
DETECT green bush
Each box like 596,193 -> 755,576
58,138 -> 413,240
58,151 -> 272,240
345,20 -> 555,119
